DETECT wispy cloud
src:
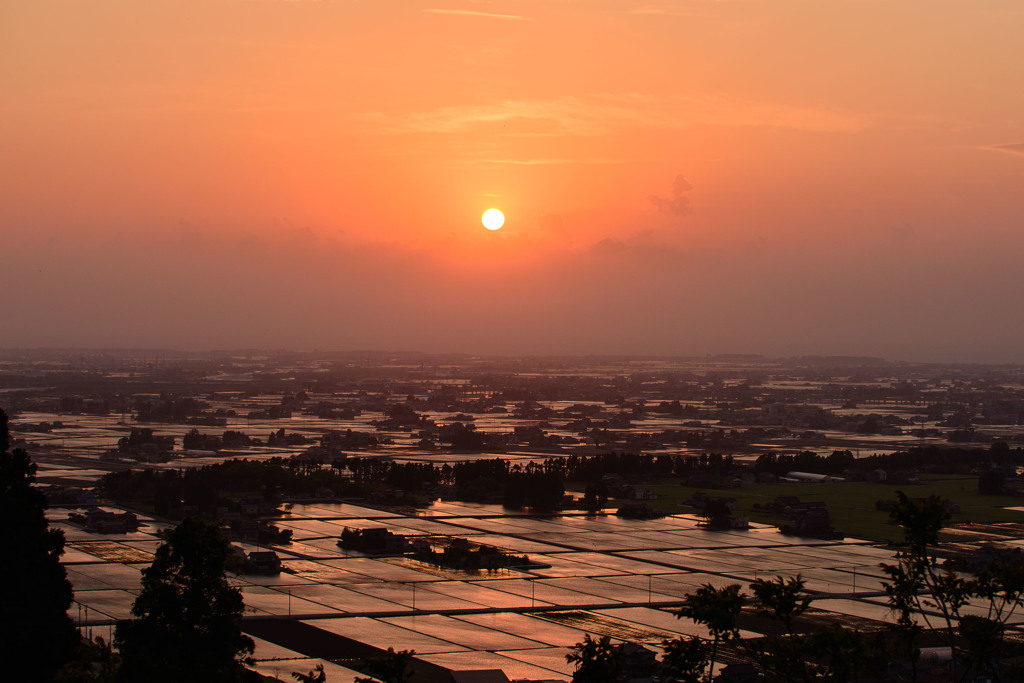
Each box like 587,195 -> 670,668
425,9 -> 532,20
987,143 -> 1024,157
480,157 -> 626,165
367,96 -> 613,135
365,93 -> 870,137
628,5 -> 706,17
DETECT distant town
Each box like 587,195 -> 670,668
6,349 -> 1022,473
4,349 -> 1024,682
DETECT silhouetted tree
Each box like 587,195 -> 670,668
748,575 -> 813,681
292,663 -> 327,683
674,583 -> 744,683
881,491 -> 959,682
967,556 -> 1024,680
583,479 -> 609,513
0,408 -> 78,682
450,427 -> 486,450
56,636 -> 120,683
699,498 -> 732,530
880,490 -> 1024,682
807,623 -> 876,682
503,471 -> 564,510
566,634 -> 621,683
354,647 -> 415,683
660,635 -> 708,683
979,468 -> 1006,495
115,517 -> 254,682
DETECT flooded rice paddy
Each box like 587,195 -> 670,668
54,499 -> 982,682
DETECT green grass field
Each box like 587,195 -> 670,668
633,475 -> 1024,543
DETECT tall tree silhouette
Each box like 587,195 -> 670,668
115,516 -> 254,682
0,408 -> 78,681
566,634 -> 621,683
675,583 -> 744,683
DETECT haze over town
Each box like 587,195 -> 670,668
3,1 -> 1023,361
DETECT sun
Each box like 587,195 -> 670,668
481,208 -> 505,231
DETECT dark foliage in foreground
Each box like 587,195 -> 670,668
568,493 -> 1024,683
115,517 -> 255,682
0,408 -> 78,682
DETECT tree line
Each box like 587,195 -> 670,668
95,441 -> 1024,521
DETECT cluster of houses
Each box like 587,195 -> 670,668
768,496 -> 841,539
336,527 -> 533,571
614,501 -> 666,519
337,526 -> 417,555
601,473 -> 659,501
213,494 -> 278,519
686,492 -> 750,530
196,495 -> 293,544
243,550 -> 282,574
414,537 -> 532,572
223,518 -> 292,545
67,508 -> 141,534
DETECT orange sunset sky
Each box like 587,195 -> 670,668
3,1 -> 1023,361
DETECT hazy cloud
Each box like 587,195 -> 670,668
3,224 -> 1023,362
425,9 -> 532,20
590,237 -> 630,256
537,214 -> 564,233
649,174 -> 693,217
889,223 -> 917,247
588,230 -> 680,261
989,143 -> 1024,157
